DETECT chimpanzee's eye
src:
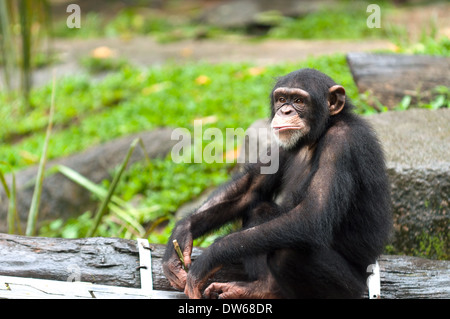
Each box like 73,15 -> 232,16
279,97 -> 286,103
295,98 -> 303,104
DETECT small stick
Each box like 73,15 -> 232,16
173,239 -> 188,272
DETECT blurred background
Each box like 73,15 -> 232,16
0,0 -> 448,259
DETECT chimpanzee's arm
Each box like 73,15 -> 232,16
162,167 -> 271,289
170,168 -> 267,242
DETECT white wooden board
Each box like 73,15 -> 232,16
0,275 -> 185,299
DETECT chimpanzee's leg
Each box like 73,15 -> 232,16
241,202 -> 281,281
203,203 -> 284,299
267,248 -> 367,298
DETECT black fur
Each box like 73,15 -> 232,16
164,68 -> 392,298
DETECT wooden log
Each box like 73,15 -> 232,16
346,52 -> 450,108
0,233 -> 448,298
0,233 -> 246,292
378,255 -> 450,299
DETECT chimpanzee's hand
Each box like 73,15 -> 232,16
183,249 -> 222,299
184,271 -> 205,299
162,234 -> 193,291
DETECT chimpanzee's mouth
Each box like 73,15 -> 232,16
272,126 -> 302,132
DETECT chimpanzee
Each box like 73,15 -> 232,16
162,68 -> 392,299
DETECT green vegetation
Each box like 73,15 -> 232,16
80,55 -> 130,74
0,54 -> 365,172
388,21 -> 450,56
413,232 -> 448,260
52,8 -> 230,43
269,2 -> 391,40
395,85 -> 450,111
41,157 -> 232,243
385,231 -> 449,260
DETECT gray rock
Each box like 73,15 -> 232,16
367,108 -> 449,256
347,53 -> 450,108
199,0 -> 334,28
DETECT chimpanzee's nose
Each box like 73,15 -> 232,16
280,105 -> 295,117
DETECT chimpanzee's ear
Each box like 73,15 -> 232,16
328,85 -> 346,115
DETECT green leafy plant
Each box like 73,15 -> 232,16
88,138 -> 139,237
427,86 -> 450,109
387,17 -> 450,57
0,163 -> 19,234
396,95 -> 412,111
55,163 -> 157,239
80,56 -> 130,74
26,75 -> 55,236
269,2 -> 390,40
0,0 -> 52,108
412,232 -> 448,260
50,137 -> 153,238
39,155 -> 231,240
395,85 -> 450,111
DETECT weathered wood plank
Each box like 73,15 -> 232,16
346,52 -> 450,108
0,234 -> 448,298
378,255 -> 450,299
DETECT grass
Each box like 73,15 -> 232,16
269,2 -> 392,40
0,54 -> 366,172
52,8 -> 231,43
40,155 -> 233,241
25,74 -> 56,236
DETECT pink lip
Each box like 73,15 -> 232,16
273,126 -> 302,132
